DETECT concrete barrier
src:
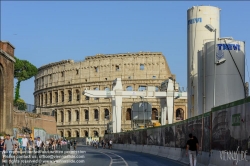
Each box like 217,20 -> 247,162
130,144 -> 136,151
135,144 -> 144,153
113,144 -> 250,166
142,145 -> 152,154
149,145 -> 160,156
166,147 -> 182,160
158,146 -> 168,158
208,150 -> 250,166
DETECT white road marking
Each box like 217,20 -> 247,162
99,151 -> 128,166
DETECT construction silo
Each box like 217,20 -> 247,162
204,39 -> 245,112
187,6 -> 220,117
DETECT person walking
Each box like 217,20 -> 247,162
36,137 -> 42,164
73,140 -> 77,150
0,136 -> 5,165
3,134 -> 14,165
21,135 -> 28,153
109,140 -> 112,149
186,133 -> 198,166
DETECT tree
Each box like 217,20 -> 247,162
14,57 -> 38,102
14,98 -> 27,111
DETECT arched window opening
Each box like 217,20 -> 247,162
67,131 -> 71,137
61,91 -> 64,102
76,89 -> 80,101
94,109 -> 99,120
68,110 -> 71,122
45,94 -> 47,105
93,131 -> 99,137
176,108 -> 184,120
68,90 -> 72,102
152,108 -> 158,120
105,87 -> 110,91
105,109 -> 109,119
126,108 -> 131,120
116,65 -> 120,71
41,94 -> 43,105
50,92 -> 52,104
138,86 -> 146,91
140,64 -> 144,70
84,131 -> 88,137
126,86 -> 133,91
55,92 -> 58,103
75,131 -> 79,137
85,110 -> 89,120
76,110 -> 79,121
61,111 -> 64,122
60,131 -> 63,137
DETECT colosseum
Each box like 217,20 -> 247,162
34,52 -> 187,138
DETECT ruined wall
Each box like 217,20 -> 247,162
13,110 -> 57,135
0,41 -> 15,135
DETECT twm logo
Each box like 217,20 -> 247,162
188,18 -> 202,25
217,44 -> 240,51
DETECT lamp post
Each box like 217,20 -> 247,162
205,24 -> 217,107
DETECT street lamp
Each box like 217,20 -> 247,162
205,24 -> 217,107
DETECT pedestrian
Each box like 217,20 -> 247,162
21,135 -> 28,153
36,137 -> 42,163
73,140 -> 77,150
0,136 -> 5,165
109,139 -> 112,149
67,140 -> 70,150
186,133 -> 199,166
3,134 -> 14,165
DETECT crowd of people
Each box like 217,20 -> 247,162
90,139 -> 113,149
0,134 -> 69,165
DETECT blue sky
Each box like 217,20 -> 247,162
1,1 -> 250,104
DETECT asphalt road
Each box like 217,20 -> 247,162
42,145 -> 187,166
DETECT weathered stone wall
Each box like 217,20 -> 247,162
13,110 -> 57,135
34,52 -> 187,137
0,41 -> 15,135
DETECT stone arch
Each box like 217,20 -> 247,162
76,89 -> 80,101
75,110 -> 79,121
84,130 -> 88,137
176,108 -> 184,120
104,109 -> 109,119
68,90 -> 72,101
0,64 -> 4,131
126,86 -> 133,91
93,130 -> 99,137
75,130 -> 79,137
94,109 -> 99,120
61,91 -> 64,102
67,131 -> 71,137
60,111 -> 64,122
68,110 -> 71,122
152,108 -> 158,120
60,131 -> 64,137
126,108 -> 131,120
84,109 -> 89,120
104,87 -> 110,91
